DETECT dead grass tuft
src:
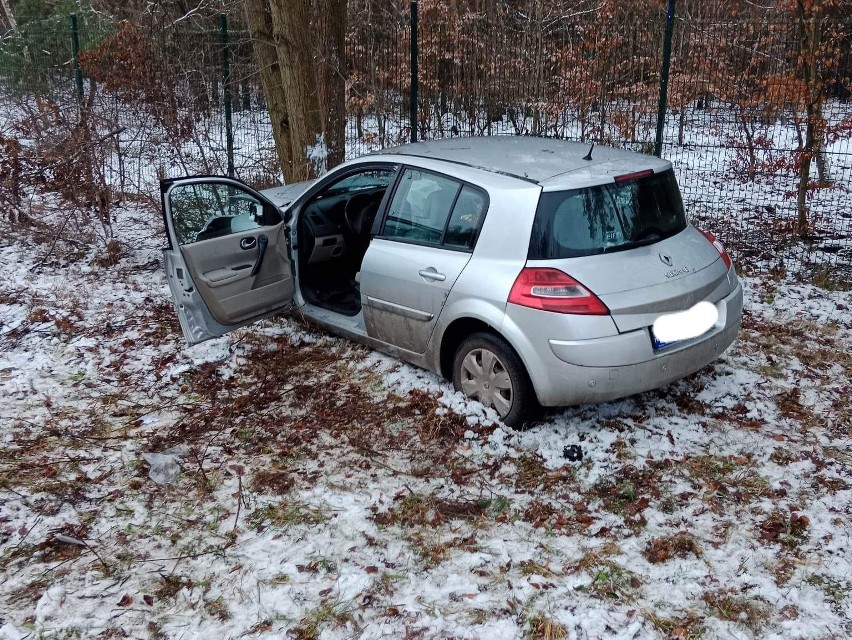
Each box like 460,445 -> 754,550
248,500 -> 329,530
685,455 -> 770,511
290,599 -> 352,639
527,614 -> 568,639
643,610 -> 705,640
643,531 -> 703,564
374,493 -> 485,528
702,589 -> 770,633
758,510 -> 810,549
250,467 -> 295,495
515,454 -> 574,491
203,596 -> 230,621
154,574 -> 194,600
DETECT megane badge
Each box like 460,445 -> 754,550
659,253 -> 673,266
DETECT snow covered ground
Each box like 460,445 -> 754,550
1,201 -> 851,639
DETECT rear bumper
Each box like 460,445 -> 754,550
516,281 -> 742,407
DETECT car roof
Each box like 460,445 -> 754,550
379,136 -> 672,190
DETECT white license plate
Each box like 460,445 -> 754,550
651,301 -> 719,350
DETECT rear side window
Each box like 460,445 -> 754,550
444,186 -> 488,249
382,169 -> 488,251
528,169 -> 687,259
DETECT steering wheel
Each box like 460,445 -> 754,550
343,193 -> 378,236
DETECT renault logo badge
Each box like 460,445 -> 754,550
659,253 -> 673,266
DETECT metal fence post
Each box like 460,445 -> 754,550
654,0 -> 676,157
220,13 -> 235,178
69,14 -> 84,110
410,1 -> 419,143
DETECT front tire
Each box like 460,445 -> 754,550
452,332 -> 538,428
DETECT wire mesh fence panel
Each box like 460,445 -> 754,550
411,3 -> 667,147
661,5 -> 852,280
346,0 -> 413,157
1,2 -> 850,279
410,1 -> 851,280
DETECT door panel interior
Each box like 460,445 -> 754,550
161,177 -> 295,345
180,223 -> 293,325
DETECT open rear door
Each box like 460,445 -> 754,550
161,176 -> 295,345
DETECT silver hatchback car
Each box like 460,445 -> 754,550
161,137 -> 742,427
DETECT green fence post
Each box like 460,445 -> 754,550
654,0 -> 676,157
220,13 -> 235,178
70,14 -> 84,110
410,1 -> 419,143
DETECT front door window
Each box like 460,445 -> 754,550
169,183 -> 269,245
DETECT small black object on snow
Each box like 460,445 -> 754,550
563,445 -> 583,461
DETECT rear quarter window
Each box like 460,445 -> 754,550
528,169 -> 687,259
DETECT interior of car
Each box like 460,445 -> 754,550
297,167 -> 398,315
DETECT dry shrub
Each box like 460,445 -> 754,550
79,22 -> 192,140
2,94 -> 119,256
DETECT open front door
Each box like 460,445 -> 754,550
161,176 -> 296,345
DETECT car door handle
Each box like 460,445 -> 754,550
418,268 -> 446,282
240,237 -> 257,250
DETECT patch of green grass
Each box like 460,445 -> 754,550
576,560 -> 638,602
478,495 -> 511,516
374,494 -> 485,528
248,501 -> 328,529
702,590 -> 770,634
754,363 -> 785,379
306,554 -> 336,572
806,574 -> 850,615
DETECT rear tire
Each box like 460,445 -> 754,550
452,332 -> 539,429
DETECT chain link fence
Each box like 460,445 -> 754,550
1,2 -> 850,280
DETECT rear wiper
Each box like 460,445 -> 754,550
619,234 -> 663,250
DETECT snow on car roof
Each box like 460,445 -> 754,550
379,136 -> 671,187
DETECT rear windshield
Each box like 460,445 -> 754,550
528,169 -> 687,259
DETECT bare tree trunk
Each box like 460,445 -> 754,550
242,0 -> 293,179
797,110 -> 814,236
813,103 -> 830,184
740,117 -> 757,182
269,0 -> 324,181
795,0 -> 826,236
315,0 -> 347,168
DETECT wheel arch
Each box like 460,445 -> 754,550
437,317 -> 531,383
439,318 -> 494,380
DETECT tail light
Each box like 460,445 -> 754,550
508,268 -> 609,315
698,229 -> 733,270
